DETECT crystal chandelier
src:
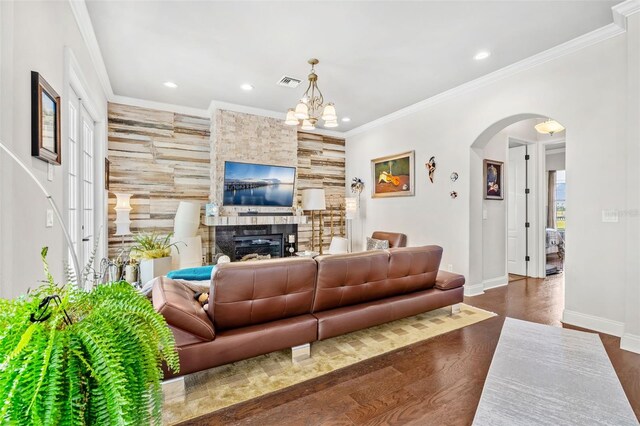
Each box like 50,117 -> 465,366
285,58 -> 338,130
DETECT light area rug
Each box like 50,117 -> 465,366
472,317 -> 638,426
163,303 -> 495,425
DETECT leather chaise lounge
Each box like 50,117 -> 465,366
153,245 -> 465,379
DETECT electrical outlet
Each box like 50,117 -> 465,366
46,209 -> 54,228
447,264 -> 453,272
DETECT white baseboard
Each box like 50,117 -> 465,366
621,333 -> 640,354
464,282 -> 485,297
483,275 -> 508,291
562,309 -> 625,337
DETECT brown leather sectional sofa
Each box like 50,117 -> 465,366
153,245 -> 465,379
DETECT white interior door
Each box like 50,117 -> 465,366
508,145 -> 528,276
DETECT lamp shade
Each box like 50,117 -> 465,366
285,109 -> 299,126
301,188 -> 326,210
321,103 -> 337,121
294,102 -> 309,120
328,237 -> 349,254
113,192 -> 132,236
345,197 -> 358,219
324,119 -> 338,128
534,119 -> 565,135
301,119 -> 315,131
174,201 -> 201,238
171,235 -> 203,269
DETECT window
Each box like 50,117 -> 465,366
555,170 -> 566,234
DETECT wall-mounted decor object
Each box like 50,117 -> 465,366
483,159 -> 504,200
372,151 -> 415,198
104,158 -> 110,190
426,156 -> 436,183
31,71 -> 61,165
450,172 -> 459,182
351,177 -> 364,195
450,191 -> 458,199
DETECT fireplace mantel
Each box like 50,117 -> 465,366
202,215 -> 309,227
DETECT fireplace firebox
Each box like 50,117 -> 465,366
233,234 -> 283,260
213,224 -> 298,261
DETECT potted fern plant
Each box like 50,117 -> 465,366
0,248 -> 178,425
131,231 -> 182,285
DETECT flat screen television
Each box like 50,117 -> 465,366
223,161 -> 296,207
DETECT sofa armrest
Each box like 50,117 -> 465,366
152,277 -> 215,342
435,270 -> 465,290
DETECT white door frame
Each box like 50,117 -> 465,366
507,136 -> 545,279
536,136 -> 567,280
63,47 -> 107,270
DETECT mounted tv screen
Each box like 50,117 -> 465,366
223,161 -> 296,207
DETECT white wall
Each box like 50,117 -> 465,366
546,151 -> 566,171
0,0 -> 107,298
346,21 -> 636,338
480,120 -> 540,283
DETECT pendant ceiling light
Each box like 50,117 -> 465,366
535,119 -> 565,136
284,58 -> 338,130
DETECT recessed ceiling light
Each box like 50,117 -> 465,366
241,83 -> 254,91
341,117 -> 351,122
163,81 -> 178,88
474,51 -> 491,60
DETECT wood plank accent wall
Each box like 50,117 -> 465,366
107,103 -> 211,258
106,104 -> 345,260
297,131 -> 346,253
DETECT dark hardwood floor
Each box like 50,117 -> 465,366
182,274 -> 640,425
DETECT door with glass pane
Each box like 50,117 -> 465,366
67,88 -> 96,271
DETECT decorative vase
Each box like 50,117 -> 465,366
125,264 -> 138,284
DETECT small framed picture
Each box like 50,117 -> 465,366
371,150 -> 415,198
483,159 -> 504,200
31,71 -> 61,165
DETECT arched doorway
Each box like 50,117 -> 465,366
468,113 -> 566,296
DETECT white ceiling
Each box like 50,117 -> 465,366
85,1 -> 620,131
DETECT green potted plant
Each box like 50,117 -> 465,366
131,231 -> 182,285
0,248 -> 178,425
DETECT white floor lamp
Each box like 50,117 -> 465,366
0,141 -> 83,289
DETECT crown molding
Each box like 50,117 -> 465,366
110,95 -> 210,118
345,21 -> 625,138
68,0 -> 113,98
208,100 -> 347,138
613,0 -> 640,28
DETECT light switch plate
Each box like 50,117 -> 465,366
602,209 -> 619,223
482,209 -> 488,220
446,264 -> 453,272
47,163 -> 54,181
46,209 -> 54,228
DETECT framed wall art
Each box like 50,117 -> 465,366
31,71 -> 61,165
371,150 -> 415,198
483,159 -> 504,200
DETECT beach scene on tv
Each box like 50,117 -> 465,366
223,161 -> 296,207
